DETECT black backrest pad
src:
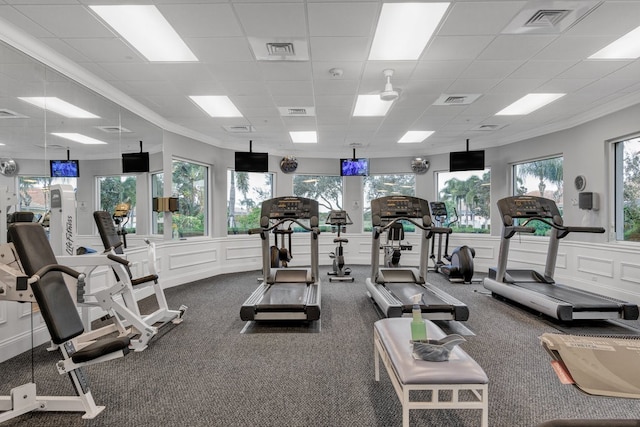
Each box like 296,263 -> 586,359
8,223 -> 85,344
93,211 -> 124,255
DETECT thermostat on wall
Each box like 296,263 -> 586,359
578,192 -> 599,211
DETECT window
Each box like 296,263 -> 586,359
98,175 -> 138,233
151,172 -> 164,235
172,159 -> 208,237
614,136 -> 640,242
436,169 -> 491,233
227,170 -> 273,234
293,175 -> 343,231
18,176 -> 77,221
363,174 -> 416,231
513,156 -> 563,236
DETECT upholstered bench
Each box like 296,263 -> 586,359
374,318 -> 489,426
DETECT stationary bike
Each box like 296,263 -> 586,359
326,210 -> 354,282
381,221 -> 412,268
429,201 -> 475,283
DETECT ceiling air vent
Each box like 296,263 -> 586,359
471,124 -> 507,131
0,109 -> 27,119
266,42 -> 295,56
278,107 -> 316,117
96,125 -> 132,133
432,94 -> 481,106
524,10 -> 570,27
223,125 -> 255,133
249,38 -> 309,61
502,1 -> 601,34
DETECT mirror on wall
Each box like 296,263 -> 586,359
0,38 -> 163,242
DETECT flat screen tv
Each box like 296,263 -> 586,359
340,158 -> 369,176
234,151 -> 268,173
122,152 -> 150,173
449,150 -> 485,172
50,159 -> 79,177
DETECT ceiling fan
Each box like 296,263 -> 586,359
380,69 -> 400,101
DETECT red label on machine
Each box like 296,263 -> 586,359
551,360 -> 575,384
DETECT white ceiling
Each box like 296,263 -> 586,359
1,0 -> 640,160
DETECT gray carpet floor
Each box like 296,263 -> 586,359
2,265 -> 640,426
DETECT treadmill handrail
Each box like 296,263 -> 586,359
522,217 -> 605,239
378,217 -> 431,232
504,225 -> 536,239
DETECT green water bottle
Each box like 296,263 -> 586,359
410,294 -> 427,342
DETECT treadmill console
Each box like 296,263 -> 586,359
370,196 -> 430,226
262,196 -> 319,220
497,196 -> 560,223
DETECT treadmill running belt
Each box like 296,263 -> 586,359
385,282 -> 455,311
514,282 -> 625,310
255,282 -> 307,310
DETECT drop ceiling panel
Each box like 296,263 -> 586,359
565,1 -> 640,36
234,3 -> 307,37
534,36 -> 614,60
159,3 -> 244,37
208,62 -> 262,82
445,78 -> 501,93
413,60 -> 471,79
478,35 -> 557,60
14,5 -> 111,38
307,2 -> 378,37
62,38 -> 140,63
558,60 -> 631,79
258,62 -> 312,81
509,60 -> 577,79
439,1 -> 527,36
309,37 -> 371,61
459,60 -> 524,80
185,38 -> 255,62
424,36 -> 495,60
313,79 -> 360,96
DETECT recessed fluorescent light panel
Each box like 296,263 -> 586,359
495,93 -> 565,115
290,131 -> 317,144
90,5 -> 197,62
189,96 -> 243,118
51,133 -> 108,145
18,97 -> 99,118
589,25 -> 640,59
369,2 -> 450,60
353,95 -> 394,117
398,131 -> 434,143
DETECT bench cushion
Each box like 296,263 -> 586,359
374,318 -> 488,385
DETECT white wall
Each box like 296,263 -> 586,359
2,103 -> 640,364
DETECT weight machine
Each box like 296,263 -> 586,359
0,223 -> 130,422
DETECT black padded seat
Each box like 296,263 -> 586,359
9,222 -> 131,358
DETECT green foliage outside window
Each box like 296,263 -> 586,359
172,160 -> 207,237
293,175 -> 343,232
227,170 -> 273,234
363,175 -> 416,232
513,157 -> 563,236
437,170 -> 491,234
618,138 -> 640,241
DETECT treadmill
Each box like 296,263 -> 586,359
483,195 -> 639,321
240,196 -> 321,322
365,195 -> 469,320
